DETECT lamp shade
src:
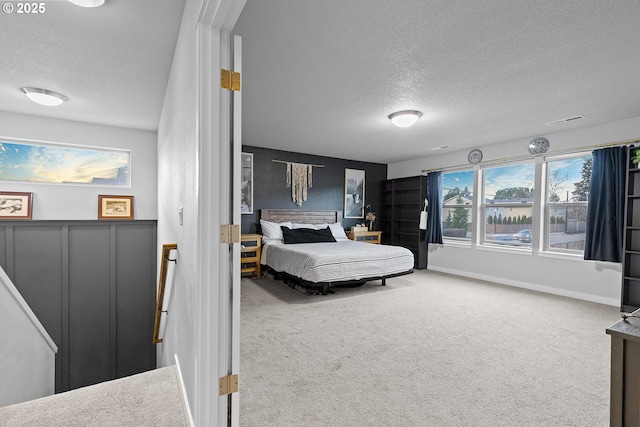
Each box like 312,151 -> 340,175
22,87 -> 68,106
389,110 -> 422,127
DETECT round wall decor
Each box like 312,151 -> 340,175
528,137 -> 550,155
468,149 -> 483,164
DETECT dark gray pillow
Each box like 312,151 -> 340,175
281,226 -> 336,244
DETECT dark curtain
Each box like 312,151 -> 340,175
426,171 -> 443,244
584,146 -> 627,262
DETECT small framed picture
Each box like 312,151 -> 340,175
0,191 -> 33,220
98,195 -> 134,220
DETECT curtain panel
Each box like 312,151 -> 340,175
426,171 -> 443,244
584,146 -> 627,262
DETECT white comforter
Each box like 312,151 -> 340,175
261,240 -> 414,283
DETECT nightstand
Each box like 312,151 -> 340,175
241,234 -> 261,278
347,230 -> 382,245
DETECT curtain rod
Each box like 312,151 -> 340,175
272,159 -> 325,167
421,137 -> 640,174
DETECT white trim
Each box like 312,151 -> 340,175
475,244 -> 533,256
174,354 -> 195,427
0,267 -> 57,353
230,34 -> 242,427
429,265 -> 619,306
441,239 -> 472,247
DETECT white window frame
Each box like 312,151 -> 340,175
543,152 -> 591,255
441,168 -> 474,244
480,161 -> 535,249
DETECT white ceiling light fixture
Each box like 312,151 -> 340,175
68,0 -> 105,7
388,110 -> 422,128
21,87 -> 68,106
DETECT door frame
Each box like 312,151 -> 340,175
196,1 -> 246,426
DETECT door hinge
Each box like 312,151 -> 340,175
220,224 -> 240,244
219,374 -> 239,396
221,69 -> 241,91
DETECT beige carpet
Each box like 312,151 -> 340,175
0,365 -> 190,427
240,269 -> 621,427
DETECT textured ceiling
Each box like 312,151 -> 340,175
1,1 -> 638,165
0,0 -> 185,132
233,0 -> 640,163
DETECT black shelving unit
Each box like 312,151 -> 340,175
379,176 -> 427,269
622,150 -> 640,311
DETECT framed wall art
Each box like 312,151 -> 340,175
0,191 -> 33,220
344,168 -> 365,218
98,195 -> 134,220
241,152 -> 253,214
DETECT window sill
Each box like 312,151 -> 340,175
476,244 -> 533,256
442,240 -> 472,248
538,250 -> 600,263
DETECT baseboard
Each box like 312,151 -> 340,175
429,266 -> 619,307
174,354 -> 195,427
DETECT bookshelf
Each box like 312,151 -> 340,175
379,176 -> 427,269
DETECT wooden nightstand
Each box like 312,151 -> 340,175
347,230 -> 382,245
241,234 -> 261,278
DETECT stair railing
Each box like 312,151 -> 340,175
153,243 -> 178,344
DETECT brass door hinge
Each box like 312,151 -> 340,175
219,374 -> 239,396
221,69 -> 241,91
221,224 -> 240,244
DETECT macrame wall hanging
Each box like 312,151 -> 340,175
273,160 -> 324,207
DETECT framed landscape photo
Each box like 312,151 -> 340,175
241,152 -> 253,214
98,195 -> 134,220
0,191 -> 33,220
344,168 -> 365,218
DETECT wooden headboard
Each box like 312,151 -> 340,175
260,209 -> 343,225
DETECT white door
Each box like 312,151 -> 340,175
229,34 -> 243,427
217,33 -> 243,427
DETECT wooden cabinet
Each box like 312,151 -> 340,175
622,154 -> 640,311
606,309 -> 640,426
241,234 -> 261,278
347,230 -> 381,244
379,176 -> 427,269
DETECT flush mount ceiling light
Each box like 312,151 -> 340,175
388,110 -> 422,128
21,87 -> 68,106
68,0 -> 105,7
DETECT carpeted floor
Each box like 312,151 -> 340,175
0,365 -> 190,427
240,269 -> 621,427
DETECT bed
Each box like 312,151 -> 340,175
259,209 -> 414,294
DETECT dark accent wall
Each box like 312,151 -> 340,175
241,145 -> 387,233
0,221 -> 157,393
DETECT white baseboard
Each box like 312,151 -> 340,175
174,354 -> 195,427
428,266 -> 619,307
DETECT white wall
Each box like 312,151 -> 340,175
155,0 -> 205,420
156,1 -> 246,424
0,111 -> 158,220
388,115 -> 640,306
0,266 -> 56,407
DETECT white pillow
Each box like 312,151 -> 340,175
327,222 -> 348,240
260,219 -> 292,243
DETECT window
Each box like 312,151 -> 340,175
442,170 -> 474,241
0,139 -> 130,187
483,163 -> 535,248
545,154 -> 592,253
